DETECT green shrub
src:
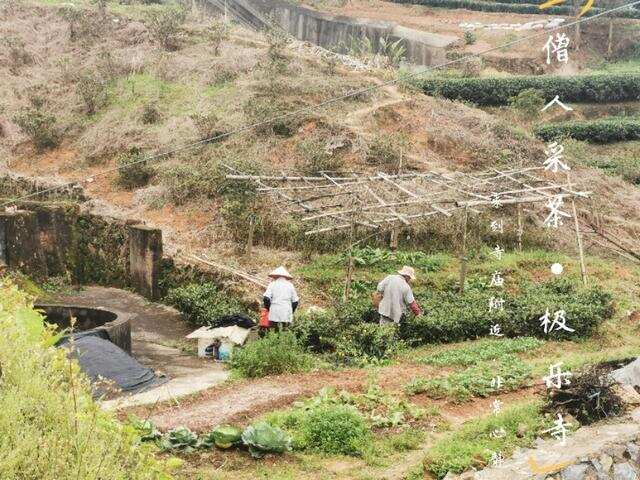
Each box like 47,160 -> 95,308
13,108 -> 60,151
296,136 -> 345,174
242,95 -> 303,137
206,18 -> 230,56
400,280 -> 613,344
290,308 -> 341,352
463,30 -> 476,45
534,118 -> 640,144
405,354 -> 531,402
165,282 -> 249,327
0,281 -> 167,479
334,322 -> 405,365
388,0 -> 640,18
365,133 -> 406,168
147,5 -> 187,51
231,331 -> 314,378
420,337 -> 544,366
116,147 -> 154,189
76,72 -> 107,115
301,404 -> 371,456
416,74 -> 640,106
509,88 -> 544,118
140,102 -> 161,124
424,402 -> 545,479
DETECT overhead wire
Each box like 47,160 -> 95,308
3,0 -> 640,208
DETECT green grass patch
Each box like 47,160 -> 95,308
405,354 -> 531,402
424,402 -> 546,479
420,337 -> 544,366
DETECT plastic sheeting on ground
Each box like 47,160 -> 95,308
61,334 -> 168,398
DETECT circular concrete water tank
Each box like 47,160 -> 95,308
35,304 -> 132,354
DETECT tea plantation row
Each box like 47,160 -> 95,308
389,0 -> 640,18
416,74 -> 640,106
534,117 -> 640,143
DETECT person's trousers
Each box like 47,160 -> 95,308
379,315 -> 395,325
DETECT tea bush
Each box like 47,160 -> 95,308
231,331 -> 314,378
165,282 -> 250,327
147,5 -> 187,51
509,88 -> 544,118
416,74 -> 640,106
300,405 -> 371,456
534,118 -> 640,144
0,280 -> 167,479
116,147 -> 154,189
13,107 -> 60,151
401,280 -> 613,344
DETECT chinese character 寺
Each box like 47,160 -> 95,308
490,245 -> 505,260
542,413 -> 572,445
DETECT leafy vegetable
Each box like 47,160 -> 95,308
160,427 -> 199,452
241,422 -> 292,458
130,418 -> 162,443
206,425 -> 242,449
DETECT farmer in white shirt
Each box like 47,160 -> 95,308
376,266 -> 422,325
263,266 -> 299,330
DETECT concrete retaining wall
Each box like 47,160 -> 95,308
201,0 -> 456,66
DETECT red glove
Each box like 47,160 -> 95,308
409,301 -> 422,316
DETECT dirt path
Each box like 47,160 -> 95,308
133,369 -> 367,432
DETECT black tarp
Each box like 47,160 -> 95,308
60,333 -> 168,398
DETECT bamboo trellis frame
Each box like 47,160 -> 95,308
226,165 -> 592,290
225,166 -> 591,237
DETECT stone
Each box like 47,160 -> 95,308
626,443 -> 640,463
607,445 -> 627,461
517,423 -> 528,438
613,462 -> 639,480
561,463 -> 590,480
128,224 -> 163,300
610,358 -> 640,388
600,455 -> 614,473
442,473 -> 457,480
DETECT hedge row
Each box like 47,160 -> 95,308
417,74 -> 640,106
399,280 -> 614,344
389,0 -> 640,18
534,117 -> 640,143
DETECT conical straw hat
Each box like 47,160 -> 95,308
397,266 -> 416,280
269,266 -> 293,279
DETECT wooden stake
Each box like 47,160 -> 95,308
517,203 -> 523,252
246,208 -> 256,255
344,221 -> 355,301
390,227 -> 399,251
459,206 -> 469,293
567,174 -> 587,286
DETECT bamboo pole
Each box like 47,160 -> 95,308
517,203 -> 523,252
459,206 -> 469,293
344,221 -> 356,301
567,173 -> 587,286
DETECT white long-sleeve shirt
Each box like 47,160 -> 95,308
263,278 -> 299,323
377,274 -> 415,323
